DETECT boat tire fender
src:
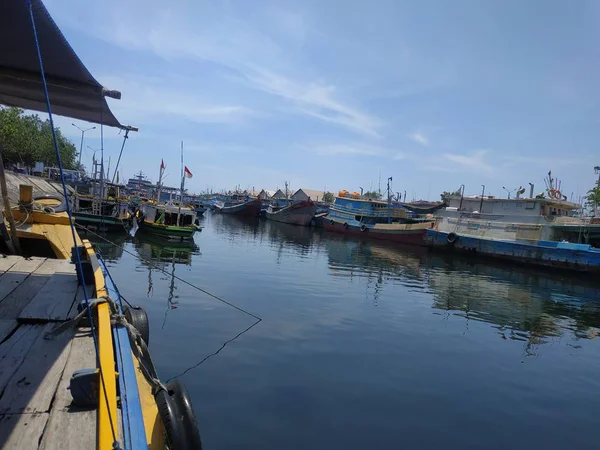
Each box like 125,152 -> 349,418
360,224 -> 367,232
447,232 -> 458,244
124,305 -> 150,345
343,223 -> 349,229
156,380 -> 203,450
330,219 -> 335,226
33,194 -> 67,213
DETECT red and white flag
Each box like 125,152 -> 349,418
184,166 -> 193,178
160,159 -> 165,170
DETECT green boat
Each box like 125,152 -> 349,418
137,202 -> 200,240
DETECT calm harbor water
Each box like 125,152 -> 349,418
95,214 -> 600,450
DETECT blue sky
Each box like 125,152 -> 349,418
44,0 -> 600,200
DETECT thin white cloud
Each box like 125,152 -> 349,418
441,150 -> 493,173
303,143 -> 389,156
410,132 -> 429,146
99,74 -> 255,125
47,1 -> 381,137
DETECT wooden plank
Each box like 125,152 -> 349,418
0,320 -> 17,343
0,257 -> 45,303
0,259 -> 64,320
0,325 -> 44,395
0,256 -> 20,273
0,323 -> 74,414
67,284 -> 94,320
0,412 -> 49,450
38,330 -> 97,450
18,265 -> 79,323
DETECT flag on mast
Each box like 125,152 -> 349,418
184,166 -> 193,178
161,159 -> 165,170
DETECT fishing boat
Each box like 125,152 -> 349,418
215,194 -> 262,217
426,173 -> 600,272
266,199 -> 316,226
0,1 -> 203,447
73,180 -> 131,232
323,188 -> 441,244
137,201 -> 199,239
136,153 -> 200,240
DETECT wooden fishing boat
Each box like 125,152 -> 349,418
265,199 -> 316,226
323,190 -> 440,245
137,202 -> 199,240
73,181 -> 131,232
215,197 -> 262,217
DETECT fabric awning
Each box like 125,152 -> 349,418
0,0 -> 126,128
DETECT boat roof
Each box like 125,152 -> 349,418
449,195 -> 579,210
0,0 -> 129,129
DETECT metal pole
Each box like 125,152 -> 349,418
458,184 -> 465,210
178,141 -> 183,226
479,185 -> 485,213
72,124 -> 95,169
0,145 -> 22,254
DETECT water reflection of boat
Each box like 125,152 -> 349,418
424,254 -> 600,348
89,232 -> 128,261
133,232 -> 197,267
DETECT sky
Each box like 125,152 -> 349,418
42,0 -> 600,201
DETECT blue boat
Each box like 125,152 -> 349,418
426,180 -> 600,273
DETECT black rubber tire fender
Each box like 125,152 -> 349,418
33,194 -> 67,213
167,380 -> 203,449
343,223 -> 349,229
155,387 -> 190,450
124,305 -> 150,345
360,224 -> 367,232
447,232 -> 458,244
330,219 -> 335,226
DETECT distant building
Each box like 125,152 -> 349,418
272,189 -> 288,199
291,188 -> 326,202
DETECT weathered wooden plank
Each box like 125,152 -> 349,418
0,412 -> 49,450
0,323 -> 74,414
0,325 -> 44,396
0,259 -> 66,320
0,320 -> 17,343
18,268 -> 79,323
0,256 -> 20,273
0,257 -> 45,303
38,330 -> 97,450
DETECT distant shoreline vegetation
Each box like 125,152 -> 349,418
0,106 -> 79,171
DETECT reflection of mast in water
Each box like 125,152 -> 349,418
162,255 -> 180,329
147,267 -> 153,296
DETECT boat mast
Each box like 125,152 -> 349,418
178,141 -> 184,226
156,162 -> 164,203
386,176 -> 393,224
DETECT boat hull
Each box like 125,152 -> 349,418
73,212 -> 130,232
217,199 -> 261,217
323,218 -> 430,245
425,229 -> 600,273
265,201 -> 316,226
138,220 -> 199,240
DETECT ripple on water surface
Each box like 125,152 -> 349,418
96,213 -> 600,450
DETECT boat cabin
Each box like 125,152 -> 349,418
445,195 -> 579,217
142,203 -> 196,227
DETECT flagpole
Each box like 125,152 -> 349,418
178,141 -> 184,226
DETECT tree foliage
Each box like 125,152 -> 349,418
363,191 -> 382,199
587,182 -> 600,215
440,189 -> 462,203
322,191 -> 334,203
0,107 -> 78,170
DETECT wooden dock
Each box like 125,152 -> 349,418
0,255 -> 96,449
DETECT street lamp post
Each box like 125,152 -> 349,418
72,123 -> 95,169
87,146 -> 100,179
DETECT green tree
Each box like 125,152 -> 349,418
587,182 -> 600,216
0,106 -> 78,170
440,189 -> 462,203
322,191 -> 334,203
363,191 -> 382,199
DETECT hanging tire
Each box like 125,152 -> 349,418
343,223 -> 349,229
447,232 -> 458,244
155,380 -> 203,450
360,224 -> 367,232
330,219 -> 335,226
124,305 -> 150,345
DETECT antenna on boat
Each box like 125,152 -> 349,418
178,141 -> 184,226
